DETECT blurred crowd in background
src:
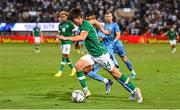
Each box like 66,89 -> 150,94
0,0 -> 179,35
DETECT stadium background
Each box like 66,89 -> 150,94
0,0 -> 179,43
0,0 -> 180,109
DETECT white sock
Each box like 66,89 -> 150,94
131,70 -> 136,75
72,68 -> 76,71
83,87 -> 88,92
103,78 -> 109,84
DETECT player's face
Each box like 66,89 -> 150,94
171,28 -> 174,31
73,17 -> 82,26
60,14 -> 68,22
105,13 -> 113,23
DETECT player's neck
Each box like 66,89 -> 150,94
62,20 -> 67,23
107,21 -> 113,24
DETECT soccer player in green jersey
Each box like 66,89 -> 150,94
32,24 -> 41,53
58,8 -> 143,103
54,11 -> 76,77
161,27 -> 179,53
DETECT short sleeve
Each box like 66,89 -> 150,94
98,30 -> 106,38
114,23 -> 120,33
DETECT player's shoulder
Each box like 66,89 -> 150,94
67,20 -> 73,24
59,22 -> 63,26
112,22 -> 119,26
82,20 -> 93,27
83,20 -> 90,24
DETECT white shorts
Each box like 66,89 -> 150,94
34,37 -> 40,44
169,40 -> 176,45
61,44 -> 71,54
80,53 -> 115,71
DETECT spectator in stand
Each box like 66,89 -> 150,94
0,0 -> 179,36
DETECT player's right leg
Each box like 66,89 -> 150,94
62,44 -> 76,76
75,54 -> 95,98
54,56 -> 66,77
110,66 -> 143,103
55,45 -> 67,77
114,41 -> 136,79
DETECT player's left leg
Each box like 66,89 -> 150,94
172,45 -> 176,53
64,44 -> 76,76
94,52 -> 143,103
84,64 -> 113,95
34,37 -> 40,53
170,40 -> 177,53
114,40 -> 136,79
120,56 -> 136,79
35,43 -> 40,53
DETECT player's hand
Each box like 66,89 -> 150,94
55,38 -> 59,44
104,30 -> 111,35
111,41 -> 116,46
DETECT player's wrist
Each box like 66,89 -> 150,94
114,40 -> 117,43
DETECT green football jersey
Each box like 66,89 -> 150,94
79,20 -> 107,57
33,26 -> 41,37
167,31 -> 177,40
59,20 -> 75,45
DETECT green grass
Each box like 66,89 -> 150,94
0,43 -> 180,109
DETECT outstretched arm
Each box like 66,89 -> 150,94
114,32 -> 121,42
58,31 -> 88,42
161,32 -> 167,37
89,20 -> 110,34
176,32 -> 179,39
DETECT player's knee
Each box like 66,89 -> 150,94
84,66 -> 93,75
110,67 -> 121,80
75,63 -> 83,71
63,54 -> 69,58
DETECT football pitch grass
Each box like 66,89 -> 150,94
0,43 -> 180,109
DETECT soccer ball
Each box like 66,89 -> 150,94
71,90 -> 85,103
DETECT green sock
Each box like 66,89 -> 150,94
60,57 -> 66,72
66,58 -> 74,69
118,67 -> 123,72
77,71 -> 87,89
118,73 -> 136,93
35,44 -> 40,50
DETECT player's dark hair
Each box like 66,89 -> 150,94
59,11 -> 69,17
105,10 -> 115,21
86,11 -> 96,18
105,10 -> 113,15
69,8 -> 82,21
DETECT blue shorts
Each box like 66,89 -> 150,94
114,40 -> 126,57
105,46 -> 119,67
